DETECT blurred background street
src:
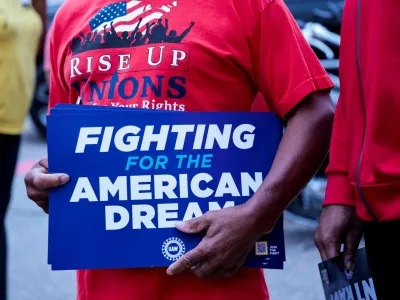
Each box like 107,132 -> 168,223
6,119 -> 326,300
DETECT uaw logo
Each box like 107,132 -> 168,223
162,237 -> 185,261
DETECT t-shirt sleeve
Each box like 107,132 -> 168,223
249,0 -> 334,118
324,97 -> 355,207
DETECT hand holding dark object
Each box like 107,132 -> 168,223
24,158 -> 69,213
166,204 -> 271,279
315,205 -> 363,271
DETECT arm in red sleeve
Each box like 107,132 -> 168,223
249,0 -> 334,119
244,0 -> 335,225
323,97 -> 356,207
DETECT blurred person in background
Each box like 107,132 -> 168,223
0,0 -> 46,298
315,1 -> 400,299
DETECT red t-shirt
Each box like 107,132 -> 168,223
49,0 -> 333,299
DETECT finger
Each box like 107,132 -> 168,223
26,186 -> 50,212
26,187 -> 48,202
37,158 -> 49,170
210,266 -> 238,279
325,241 -> 341,260
36,200 -> 49,214
314,231 -> 328,261
166,246 -> 207,275
28,172 -> 69,191
343,230 -> 362,271
224,267 -> 239,279
175,215 -> 211,234
191,261 -> 217,279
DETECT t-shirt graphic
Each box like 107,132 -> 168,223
68,0 -> 194,111
71,1 -> 194,54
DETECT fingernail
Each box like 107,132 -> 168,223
59,175 -> 69,184
166,268 -> 174,276
346,261 -> 354,272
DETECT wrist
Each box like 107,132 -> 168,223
244,196 -> 282,235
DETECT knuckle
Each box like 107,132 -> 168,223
314,230 -> 322,245
314,233 -> 329,248
38,158 -> 48,169
180,256 -> 194,269
26,186 -> 36,199
24,172 -> 32,186
343,248 -> 355,256
28,189 -> 47,202
314,232 -> 322,246
197,245 -> 211,257
204,210 -> 215,220
186,218 -> 196,228
32,176 -> 44,190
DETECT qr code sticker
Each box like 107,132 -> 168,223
255,241 -> 268,256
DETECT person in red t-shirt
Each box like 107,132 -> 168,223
25,0 -> 334,299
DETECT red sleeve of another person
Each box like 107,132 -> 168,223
249,0 -> 334,119
323,96 -> 356,207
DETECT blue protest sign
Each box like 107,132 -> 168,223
47,107 -> 285,270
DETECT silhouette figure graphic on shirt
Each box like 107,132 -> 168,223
165,21 -> 194,43
93,34 -> 102,45
132,21 -> 155,46
147,18 -> 169,44
70,17 -> 195,54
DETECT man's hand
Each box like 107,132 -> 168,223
315,205 -> 363,271
166,204 -> 271,279
24,158 -> 69,213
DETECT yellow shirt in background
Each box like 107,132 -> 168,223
0,0 -> 42,135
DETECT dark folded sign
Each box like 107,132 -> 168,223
319,248 -> 377,300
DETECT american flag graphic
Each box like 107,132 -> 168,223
89,0 -> 178,35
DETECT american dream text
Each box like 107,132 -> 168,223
70,123 -> 263,230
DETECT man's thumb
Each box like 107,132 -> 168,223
175,217 -> 209,234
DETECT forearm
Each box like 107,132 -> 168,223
32,0 -> 47,56
247,91 -> 335,232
